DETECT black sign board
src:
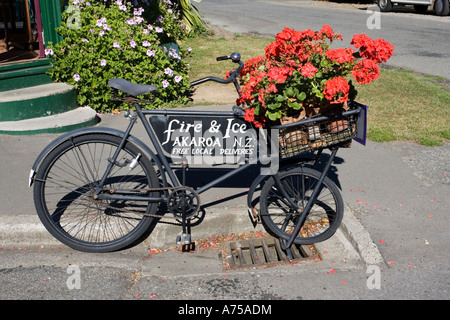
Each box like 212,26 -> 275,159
149,115 -> 258,165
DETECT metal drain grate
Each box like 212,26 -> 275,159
221,236 -> 318,270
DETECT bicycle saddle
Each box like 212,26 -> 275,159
108,78 -> 158,97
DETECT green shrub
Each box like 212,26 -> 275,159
46,0 -> 191,112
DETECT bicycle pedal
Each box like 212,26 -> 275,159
176,233 -> 192,246
181,242 -> 195,252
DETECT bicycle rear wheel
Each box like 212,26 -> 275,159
260,167 -> 343,245
33,134 -> 160,252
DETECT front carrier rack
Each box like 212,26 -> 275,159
273,101 -> 364,159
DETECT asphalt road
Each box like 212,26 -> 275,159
0,1 -> 449,302
195,0 -> 450,79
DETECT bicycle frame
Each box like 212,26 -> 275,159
94,101 -> 273,203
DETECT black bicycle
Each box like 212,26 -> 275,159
29,52 -> 367,253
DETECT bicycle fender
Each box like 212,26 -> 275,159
28,127 -> 167,188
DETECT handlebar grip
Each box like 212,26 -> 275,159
216,55 -> 230,61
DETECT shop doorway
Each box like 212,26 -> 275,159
0,0 -> 39,63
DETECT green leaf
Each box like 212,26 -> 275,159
275,95 -> 286,102
267,110 -> 282,121
298,91 -> 307,101
267,102 -> 281,110
288,101 -> 302,110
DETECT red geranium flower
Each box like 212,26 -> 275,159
244,108 -> 265,128
351,34 -> 394,63
352,59 -> 379,84
326,48 -> 356,64
301,62 -> 318,78
323,77 -> 350,104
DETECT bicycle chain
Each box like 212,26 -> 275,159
89,186 -> 198,220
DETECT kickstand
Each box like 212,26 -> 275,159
178,159 -> 195,252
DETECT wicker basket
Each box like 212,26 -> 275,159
278,111 -> 358,159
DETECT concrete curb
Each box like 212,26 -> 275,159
339,204 -> 385,266
0,106 -> 98,135
0,204 -> 384,267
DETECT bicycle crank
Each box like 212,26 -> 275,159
166,186 -> 200,219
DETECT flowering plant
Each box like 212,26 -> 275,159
46,0 -> 191,112
237,25 -> 394,127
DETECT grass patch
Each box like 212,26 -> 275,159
184,30 -> 449,146
355,67 -> 450,146
184,30 -> 273,80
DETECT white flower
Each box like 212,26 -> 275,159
73,73 -> 80,82
134,7 -> 144,16
44,48 -> 54,56
162,80 -> 169,88
164,68 -> 173,76
96,17 -> 106,27
142,41 -> 151,47
130,39 -> 136,48
100,59 -> 107,67
113,42 -> 120,48
155,27 -> 163,33
146,49 -> 156,57
174,75 -> 182,83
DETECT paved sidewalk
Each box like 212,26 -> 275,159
0,105 -> 448,299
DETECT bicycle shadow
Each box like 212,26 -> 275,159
171,149 -> 345,209
139,151 -> 346,247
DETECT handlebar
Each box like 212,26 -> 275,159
216,52 -> 241,63
190,52 -> 246,119
190,52 -> 244,88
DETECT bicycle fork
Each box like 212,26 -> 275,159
278,148 -> 339,251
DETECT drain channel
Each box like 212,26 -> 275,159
221,236 -> 318,270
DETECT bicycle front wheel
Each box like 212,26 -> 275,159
260,167 -> 343,245
33,134 -> 160,252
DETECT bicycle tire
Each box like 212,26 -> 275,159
33,134 -> 160,252
260,167 -> 343,245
